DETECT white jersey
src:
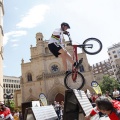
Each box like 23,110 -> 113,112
48,28 -> 64,46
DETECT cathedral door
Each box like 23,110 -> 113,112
55,93 -> 64,104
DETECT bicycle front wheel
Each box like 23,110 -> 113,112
64,71 -> 85,90
82,38 -> 102,55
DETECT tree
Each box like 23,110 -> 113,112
99,75 -> 120,94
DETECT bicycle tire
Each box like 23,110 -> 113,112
64,71 -> 85,90
82,38 -> 102,55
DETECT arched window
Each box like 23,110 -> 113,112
79,64 -> 84,72
27,73 -> 32,82
45,47 -> 49,53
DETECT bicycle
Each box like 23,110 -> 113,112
64,33 -> 102,90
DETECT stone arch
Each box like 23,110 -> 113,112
47,84 -> 66,104
26,95 -> 38,102
25,71 -> 34,82
55,93 -> 64,104
27,73 -> 32,82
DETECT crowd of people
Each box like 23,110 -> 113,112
85,88 -> 120,120
1,88 -> 120,120
0,102 -> 23,120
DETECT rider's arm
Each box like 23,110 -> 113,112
0,114 -> 4,119
85,106 -> 99,119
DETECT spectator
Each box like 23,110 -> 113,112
0,101 -> 13,120
105,91 -> 113,101
19,111 -> 23,120
85,97 -> 120,120
13,110 -> 19,120
56,102 -> 61,120
113,88 -> 120,101
85,89 -> 92,103
91,92 -> 97,103
60,101 -> 64,119
53,101 -> 60,119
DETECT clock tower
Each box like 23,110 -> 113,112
0,0 -> 4,102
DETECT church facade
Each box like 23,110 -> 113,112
20,32 -> 94,104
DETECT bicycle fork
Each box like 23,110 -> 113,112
72,45 -> 78,81
72,46 -> 83,81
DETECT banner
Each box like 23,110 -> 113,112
39,93 -> 48,106
91,81 -> 102,94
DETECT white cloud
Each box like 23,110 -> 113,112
14,7 -> 18,10
12,44 -> 19,47
16,4 -> 49,28
3,65 -> 6,68
3,30 -> 27,46
11,39 -> 19,42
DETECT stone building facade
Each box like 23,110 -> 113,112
20,32 -> 94,104
0,0 -> 4,101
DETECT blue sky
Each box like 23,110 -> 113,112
3,0 -> 120,77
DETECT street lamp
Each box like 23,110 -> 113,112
4,91 -> 13,108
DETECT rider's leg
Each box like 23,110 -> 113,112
58,49 -> 74,71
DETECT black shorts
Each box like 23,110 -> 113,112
48,43 -> 62,57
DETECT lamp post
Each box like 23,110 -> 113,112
4,91 -> 13,108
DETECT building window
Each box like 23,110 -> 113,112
11,84 -> 13,88
112,65 -> 115,68
27,73 -> 32,82
113,51 -> 116,53
95,71 -> 98,73
45,47 -> 49,53
114,55 -> 117,58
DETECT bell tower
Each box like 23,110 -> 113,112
36,32 -> 44,45
0,0 -> 4,101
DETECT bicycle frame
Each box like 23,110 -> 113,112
72,45 -> 79,81
67,33 -> 93,81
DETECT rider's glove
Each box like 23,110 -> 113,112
63,31 -> 69,35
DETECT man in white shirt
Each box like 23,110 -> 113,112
113,88 -> 120,100
48,22 -> 79,74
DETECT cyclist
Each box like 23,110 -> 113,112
48,22 -> 79,74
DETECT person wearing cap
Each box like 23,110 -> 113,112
0,102 -> 13,120
48,22 -> 79,74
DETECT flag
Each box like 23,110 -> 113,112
91,81 -> 102,94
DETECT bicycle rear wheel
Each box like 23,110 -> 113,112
82,38 -> 102,55
64,71 -> 85,90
